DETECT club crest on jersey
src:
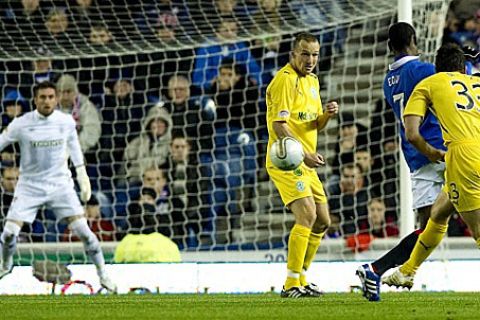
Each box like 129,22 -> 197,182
310,87 -> 318,99
296,181 -> 305,192
278,110 -> 290,118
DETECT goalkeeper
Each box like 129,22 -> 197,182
0,81 -> 117,293
266,32 -> 338,298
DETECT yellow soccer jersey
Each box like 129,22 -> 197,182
265,63 -> 323,168
404,72 -> 480,145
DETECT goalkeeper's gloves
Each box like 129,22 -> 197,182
75,165 -> 91,203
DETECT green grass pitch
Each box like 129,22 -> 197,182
1,292 -> 479,319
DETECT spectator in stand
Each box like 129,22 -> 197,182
2,91 -> 28,130
250,34 -> 290,93
126,169 -> 177,243
161,74 -> 212,152
193,0 -> 251,36
135,0 -> 194,44
1,46 -> 59,102
201,59 -> 258,222
40,7 -> 72,46
161,135 -> 211,247
355,148 -> 375,188
56,74 -> 102,154
251,0 -> 283,32
89,24 -> 113,47
1,0 -> 44,44
62,194 -> 116,241
192,17 -> 261,91
98,78 -> 146,185
331,112 -> 368,176
0,166 -> 38,242
122,105 -> 172,183
114,166 -> 166,234
443,0 -> 480,47
0,167 -> 19,221
328,163 -> 368,236
359,198 -> 399,238
127,186 -> 158,234
70,0 -> 102,32
207,58 -> 259,133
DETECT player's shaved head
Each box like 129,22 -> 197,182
388,22 -> 417,53
292,32 -> 318,51
435,43 -> 465,73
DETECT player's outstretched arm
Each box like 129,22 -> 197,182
317,101 -> 339,131
404,115 -> 445,162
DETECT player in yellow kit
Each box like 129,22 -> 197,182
383,43 -> 480,288
266,32 -> 339,298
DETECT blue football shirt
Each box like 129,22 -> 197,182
383,55 -> 446,172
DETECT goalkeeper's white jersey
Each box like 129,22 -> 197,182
0,110 -> 84,181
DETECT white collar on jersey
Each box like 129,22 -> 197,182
34,109 -> 52,120
389,55 -> 420,71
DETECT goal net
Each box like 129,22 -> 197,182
0,0 -> 459,266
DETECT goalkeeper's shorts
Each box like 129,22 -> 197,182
267,163 -> 327,207
444,141 -> 480,213
7,177 -> 83,223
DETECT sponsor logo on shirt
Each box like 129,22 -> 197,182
298,112 -> 317,121
30,139 -> 64,148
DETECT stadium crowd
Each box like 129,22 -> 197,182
0,0 -> 472,250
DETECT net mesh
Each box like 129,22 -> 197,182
0,0 -> 456,263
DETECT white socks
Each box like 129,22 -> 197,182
69,218 -> 106,277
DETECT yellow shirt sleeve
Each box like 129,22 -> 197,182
269,74 -> 296,122
404,79 -> 431,120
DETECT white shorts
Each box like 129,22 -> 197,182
411,162 -> 445,210
7,177 -> 84,224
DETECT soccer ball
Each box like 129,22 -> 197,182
270,137 -> 305,171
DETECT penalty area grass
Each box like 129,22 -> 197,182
0,292 -> 478,319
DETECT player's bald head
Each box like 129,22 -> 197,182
435,43 -> 465,73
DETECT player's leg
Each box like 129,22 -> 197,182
0,181 -> 43,279
369,205 -> 430,277
267,165 -> 314,298
457,209 -> 480,247
299,201 -> 329,297
357,162 -> 444,300
53,185 -> 117,293
383,190 -> 453,288
299,173 -> 329,296
65,215 -> 116,292
370,163 -> 444,275
285,197 -> 316,290
0,219 -> 23,278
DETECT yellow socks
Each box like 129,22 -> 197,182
400,219 -> 448,275
285,224 -> 311,290
299,231 -> 325,286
